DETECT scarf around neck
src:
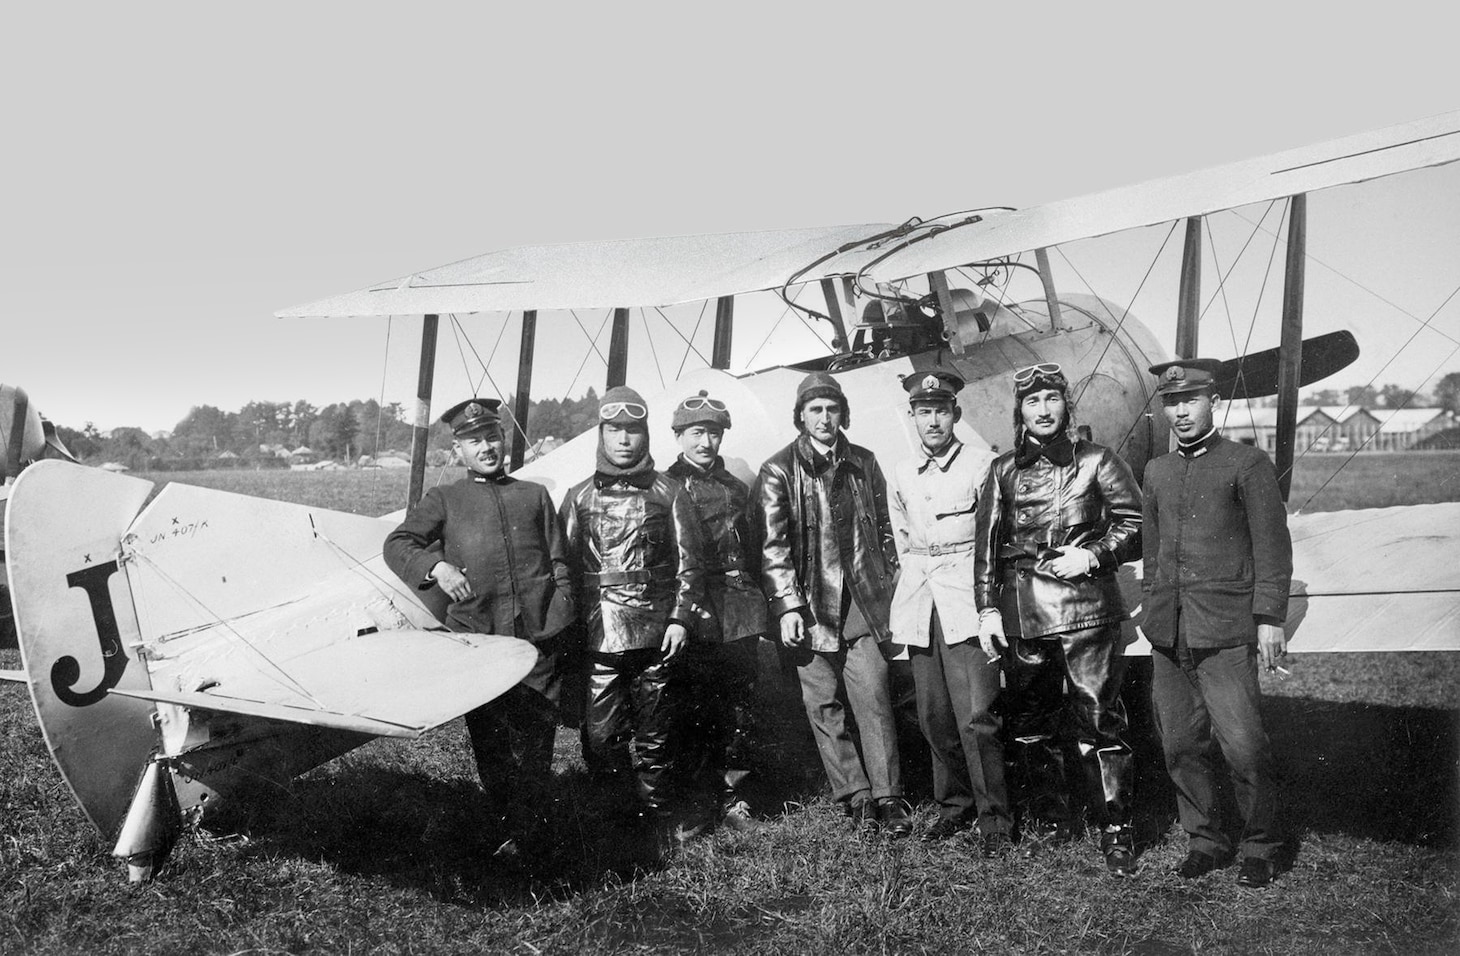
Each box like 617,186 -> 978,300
595,444 -> 656,486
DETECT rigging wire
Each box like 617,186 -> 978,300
446,314 -> 533,454
675,299 -> 711,379
1293,281 -> 1460,509
639,308 -> 666,391
127,549 -> 328,708
1230,208 -> 1460,350
1060,220 -> 1180,405
746,286 -> 806,369
565,310 -> 613,399
650,305 -> 713,370
1209,203 -> 1288,442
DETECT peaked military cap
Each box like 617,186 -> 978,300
903,367 -> 964,403
1149,358 -> 1224,396
441,398 -> 502,437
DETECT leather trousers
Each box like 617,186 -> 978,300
1003,622 -> 1133,829
581,647 -> 678,814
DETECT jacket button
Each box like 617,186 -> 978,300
1018,569 -> 1030,579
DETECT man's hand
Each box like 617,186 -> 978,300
661,622 -> 689,660
1042,545 -> 1096,580
977,610 -> 1006,662
1257,622 -> 1287,672
779,611 -> 807,649
429,561 -> 473,602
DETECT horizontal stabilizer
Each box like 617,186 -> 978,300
108,686 -> 424,738
1218,331 -> 1360,401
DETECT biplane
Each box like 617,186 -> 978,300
4,110 -> 1458,883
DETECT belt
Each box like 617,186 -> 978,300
584,567 -> 670,587
905,539 -> 976,557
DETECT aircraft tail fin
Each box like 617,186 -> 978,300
5,460 -> 161,837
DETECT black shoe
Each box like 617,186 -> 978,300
877,798 -> 913,839
1174,850 -> 1222,879
846,795 -> 878,829
1236,857 -> 1274,888
980,832 -> 1015,859
922,816 -> 968,843
1104,845 -> 1137,877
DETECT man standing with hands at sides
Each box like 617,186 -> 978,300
888,367 -> 1013,854
754,371 -> 911,838
666,390 -> 767,831
559,386 -> 708,845
384,398 -> 574,858
1141,359 -> 1292,888
974,363 -> 1142,876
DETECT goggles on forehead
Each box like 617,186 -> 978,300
679,395 -> 726,411
1013,362 -> 1063,385
599,401 -> 649,421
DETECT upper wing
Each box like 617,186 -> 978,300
863,110 -> 1460,283
276,223 -> 897,317
276,112 -> 1460,319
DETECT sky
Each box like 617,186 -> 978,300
4,3 -> 1457,434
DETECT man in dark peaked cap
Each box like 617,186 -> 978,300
1141,358 -> 1292,888
385,397 -> 575,858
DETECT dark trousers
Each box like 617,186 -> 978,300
677,636 -> 759,805
782,595 -> 902,804
1004,623 -> 1134,829
581,647 -> 677,814
910,610 -> 1011,835
1151,640 -> 1282,861
462,628 -> 560,833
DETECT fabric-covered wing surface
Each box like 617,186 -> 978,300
122,481 -> 537,733
277,223 -> 897,317
1282,502 -> 1460,652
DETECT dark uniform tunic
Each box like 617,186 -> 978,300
384,473 -> 574,829
666,455 -> 767,808
1141,429 -> 1292,862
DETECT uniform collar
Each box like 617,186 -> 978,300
1177,428 -> 1220,458
470,471 -> 510,484
796,432 -> 849,473
919,438 -> 962,473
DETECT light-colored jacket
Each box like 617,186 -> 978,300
889,440 -> 997,647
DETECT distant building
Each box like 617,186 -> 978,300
1218,402 -> 1453,453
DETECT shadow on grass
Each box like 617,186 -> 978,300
1268,695 -> 1457,847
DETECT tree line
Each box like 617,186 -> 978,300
55,390 -> 606,471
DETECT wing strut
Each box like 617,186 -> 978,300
818,278 -> 851,350
407,313 -> 439,509
1033,248 -> 1063,331
926,271 -> 965,355
1176,218 -> 1203,358
711,296 -> 734,369
607,308 -> 630,387
509,310 -> 538,470
1274,194 -> 1308,501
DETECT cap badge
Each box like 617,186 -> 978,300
1164,367 -> 1184,383
465,402 -> 486,418
921,375 -> 941,391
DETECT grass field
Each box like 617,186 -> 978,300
1,452 -> 1457,954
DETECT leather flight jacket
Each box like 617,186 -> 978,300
559,470 -> 707,654
974,437 -> 1142,639
665,455 -> 769,643
753,433 -> 899,646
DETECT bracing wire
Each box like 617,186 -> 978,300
446,314 -> 533,455
676,299 -> 711,379
747,285 -> 807,368
650,305 -> 713,370
565,310 -> 613,399
1293,281 -> 1460,506
640,308 -> 666,391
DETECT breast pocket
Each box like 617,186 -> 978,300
935,490 -> 979,542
